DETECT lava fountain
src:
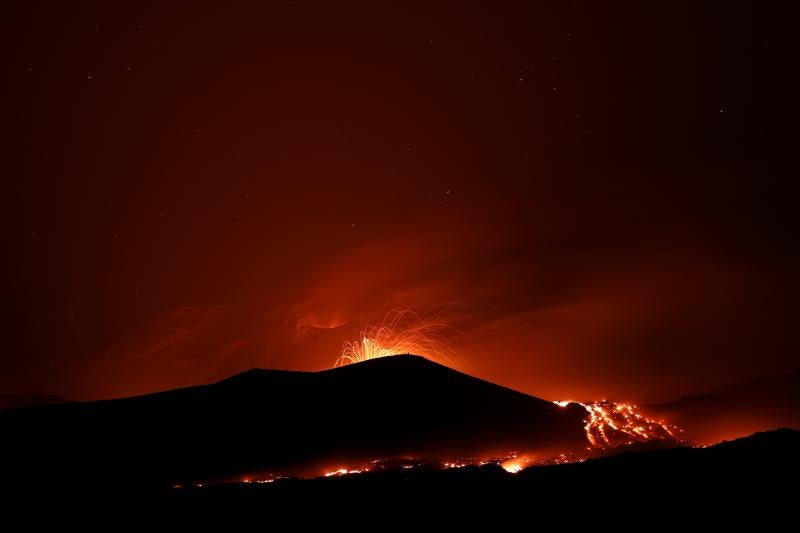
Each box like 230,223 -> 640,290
334,309 -> 459,367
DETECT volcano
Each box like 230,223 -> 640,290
0,355 -> 588,489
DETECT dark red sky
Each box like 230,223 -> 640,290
3,1 -> 798,402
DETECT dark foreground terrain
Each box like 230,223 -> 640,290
2,355 -> 797,516
146,428 -> 800,525
0,355 -> 587,491
4,430 -> 796,524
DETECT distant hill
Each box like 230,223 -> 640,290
648,371 -> 800,443
0,393 -> 72,411
0,355 -> 587,490
521,427 -> 800,487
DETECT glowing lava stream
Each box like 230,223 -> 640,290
555,400 -> 680,448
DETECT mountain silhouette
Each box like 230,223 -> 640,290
0,355 -> 587,490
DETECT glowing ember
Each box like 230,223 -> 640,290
555,400 -> 680,448
334,309 -> 457,367
324,467 -> 368,477
500,457 -> 528,473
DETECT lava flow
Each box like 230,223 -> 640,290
555,400 -> 681,448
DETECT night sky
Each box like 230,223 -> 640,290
4,1 -> 798,403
